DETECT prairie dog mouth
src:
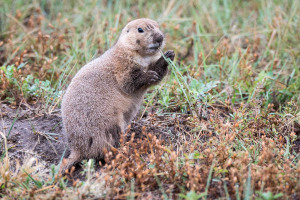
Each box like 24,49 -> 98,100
149,43 -> 161,50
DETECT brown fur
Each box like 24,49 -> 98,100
61,18 -> 175,172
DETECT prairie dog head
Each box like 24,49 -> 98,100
117,18 -> 165,56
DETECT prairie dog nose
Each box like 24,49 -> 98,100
153,33 -> 163,44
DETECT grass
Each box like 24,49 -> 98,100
0,0 -> 300,199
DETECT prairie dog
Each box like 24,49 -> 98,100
61,18 -> 175,171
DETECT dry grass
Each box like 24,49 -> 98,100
100,102 -> 299,199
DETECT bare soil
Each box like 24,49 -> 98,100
1,103 -> 65,166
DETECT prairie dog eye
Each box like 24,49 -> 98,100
137,28 -> 144,33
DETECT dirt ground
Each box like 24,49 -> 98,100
1,103 -> 66,166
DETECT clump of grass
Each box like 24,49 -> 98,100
0,130 -> 107,199
0,64 -> 62,107
0,5 -> 73,106
0,131 -> 45,198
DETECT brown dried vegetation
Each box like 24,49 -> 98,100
100,102 -> 299,199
